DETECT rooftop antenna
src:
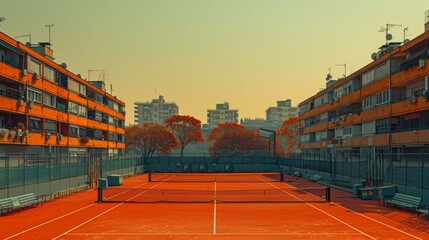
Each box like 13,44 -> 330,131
379,23 -> 402,45
15,32 -> 32,44
45,24 -> 54,47
0,17 -> 5,26
110,84 -> 113,95
336,62 -> 347,78
403,27 -> 412,42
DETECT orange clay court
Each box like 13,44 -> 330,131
1,173 -> 428,240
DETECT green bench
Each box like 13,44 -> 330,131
0,193 -> 42,215
385,193 -> 421,211
0,198 -> 16,215
417,208 -> 428,219
331,177 -> 353,190
309,175 -> 322,182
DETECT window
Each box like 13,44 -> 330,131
95,93 -> 103,103
113,102 -> 119,111
69,125 -> 79,137
43,65 -> 56,81
29,58 -> 41,75
108,115 -> 114,125
68,78 -> 79,93
363,96 -> 374,110
362,121 -> 375,136
78,105 -> 87,117
79,127 -> 86,137
44,119 -> 56,133
375,90 -> 390,105
362,69 -> 375,86
43,92 -> 56,108
68,101 -> 79,115
27,87 -> 42,103
79,84 -> 87,97
29,117 -> 41,132
376,118 -> 390,134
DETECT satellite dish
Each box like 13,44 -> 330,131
386,33 -> 393,41
371,53 -> 378,60
326,73 -> 332,81
404,39 -> 410,44
77,74 -> 81,78
61,63 -> 67,69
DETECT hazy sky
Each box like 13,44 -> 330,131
1,1 -> 428,124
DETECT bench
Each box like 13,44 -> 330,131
292,171 -> 302,177
331,177 -> 353,190
0,198 -> 16,215
309,175 -> 322,182
384,193 -> 422,211
17,193 -> 42,208
0,193 -> 41,215
417,208 -> 429,219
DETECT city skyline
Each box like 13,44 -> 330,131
1,1 -> 428,124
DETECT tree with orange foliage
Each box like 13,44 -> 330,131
277,116 -> 300,153
207,123 -> 268,157
164,115 -> 204,158
125,123 -> 178,160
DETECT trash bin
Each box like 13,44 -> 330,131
353,184 -> 363,197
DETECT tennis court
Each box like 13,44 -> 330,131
1,172 -> 428,239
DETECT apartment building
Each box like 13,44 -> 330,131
207,102 -> 238,129
298,17 -> 429,170
0,31 -> 125,155
134,95 -> 178,125
266,99 -> 299,125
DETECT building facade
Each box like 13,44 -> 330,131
0,31 -> 125,155
207,102 -> 238,129
266,99 -> 299,124
134,95 -> 178,125
298,18 -> 429,185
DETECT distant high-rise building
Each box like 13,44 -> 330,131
266,99 -> 299,124
134,95 -> 178,125
207,102 -> 238,129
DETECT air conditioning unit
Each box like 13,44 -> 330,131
419,59 -> 426,68
17,129 -> 23,137
23,130 -> 29,137
58,134 -> 63,140
21,69 -> 27,76
45,132 -> 51,140
17,99 -> 24,106
33,73 -> 40,80
28,100 -> 34,109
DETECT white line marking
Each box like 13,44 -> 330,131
51,175 -> 175,240
4,173 -> 163,240
334,203 -> 422,240
213,181 -> 217,235
255,176 -> 377,240
66,232 -> 363,236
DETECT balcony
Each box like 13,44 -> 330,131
0,61 -> 21,82
391,129 -> 429,145
0,95 -> 25,113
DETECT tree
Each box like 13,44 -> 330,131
207,123 -> 268,157
277,116 -> 300,153
125,123 -> 178,161
164,115 -> 204,158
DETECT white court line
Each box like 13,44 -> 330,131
254,176 -> 377,240
213,181 -> 217,235
66,232 -> 364,236
4,173 -> 163,240
51,175 -> 175,240
334,203 -> 422,240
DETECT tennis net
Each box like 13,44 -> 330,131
98,187 -> 330,203
148,172 -> 282,182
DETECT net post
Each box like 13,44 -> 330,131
97,187 -> 102,203
148,172 -> 152,182
280,173 -> 284,182
325,187 -> 331,202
